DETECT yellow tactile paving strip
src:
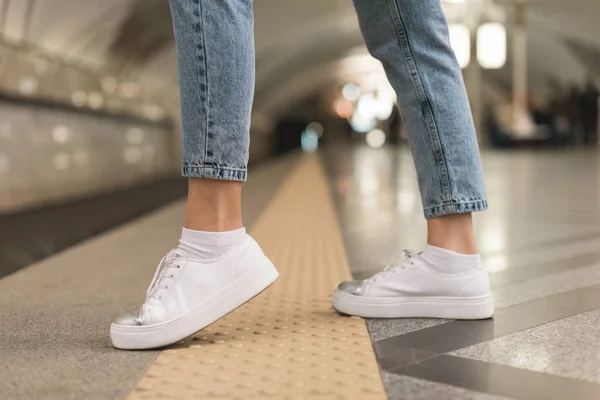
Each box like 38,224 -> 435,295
128,156 -> 385,400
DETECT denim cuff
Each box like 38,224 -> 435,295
182,162 -> 247,181
424,199 -> 488,219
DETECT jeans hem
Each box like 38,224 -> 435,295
182,163 -> 247,181
424,199 -> 488,219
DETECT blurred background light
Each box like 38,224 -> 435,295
19,77 -> 38,96
301,129 -> 319,153
306,122 -> 324,138
477,23 -> 507,69
119,82 -> 141,98
102,77 -> 118,94
374,89 -> 395,120
342,82 -> 361,102
366,128 -> 386,148
123,147 -> 143,164
448,24 -> 471,69
357,94 -> 378,119
335,100 -> 354,119
350,111 -> 377,133
143,103 -> 166,121
88,92 -> 105,109
52,125 -> 71,144
71,92 -> 87,107
126,128 -> 145,145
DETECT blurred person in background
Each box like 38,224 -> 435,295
566,83 -> 584,144
579,78 -> 599,145
110,0 -> 493,350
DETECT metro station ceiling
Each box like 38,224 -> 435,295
0,0 -> 599,117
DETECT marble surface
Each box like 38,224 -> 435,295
452,308 -> 600,384
367,318 -> 449,342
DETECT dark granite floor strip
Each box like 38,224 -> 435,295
394,355 -> 600,400
0,177 -> 187,278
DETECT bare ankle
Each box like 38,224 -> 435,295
185,178 -> 244,231
427,213 -> 478,254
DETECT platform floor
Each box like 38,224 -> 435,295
2,147 -> 600,399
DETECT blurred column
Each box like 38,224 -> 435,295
512,0 -> 532,136
465,27 -> 483,140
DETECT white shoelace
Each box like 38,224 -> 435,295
368,249 -> 420,283
145,249 -> 184,302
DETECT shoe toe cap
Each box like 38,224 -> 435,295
112,312 -> 143,327
337,280 -> 364,296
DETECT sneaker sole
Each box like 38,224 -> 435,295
110,259 -> 279,350
332,290 -> 494,319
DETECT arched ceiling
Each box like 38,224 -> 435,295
1,0 -> 599,118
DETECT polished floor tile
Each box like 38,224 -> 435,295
492,263 -> 600,308
489,249 -> 600,289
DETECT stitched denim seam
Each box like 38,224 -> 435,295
386,0 -> 452,202
184,166 -> 247,173
182,162 -> 247,171
182,164 -> 247,181
424,199 -> 488,219
423,198 -> 488,211
193,0 -> 209,164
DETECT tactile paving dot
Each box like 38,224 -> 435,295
127,158 -> 385,400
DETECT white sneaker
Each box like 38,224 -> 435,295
332,250 -> 494,319
110,235 -> 278,350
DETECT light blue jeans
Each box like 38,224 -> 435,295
169,0 -> 488,219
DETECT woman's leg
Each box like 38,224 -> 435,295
109,0 -> 279,350
172,0 -> 253,231
354,0 -> 487,221
333,0 -> 493,319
